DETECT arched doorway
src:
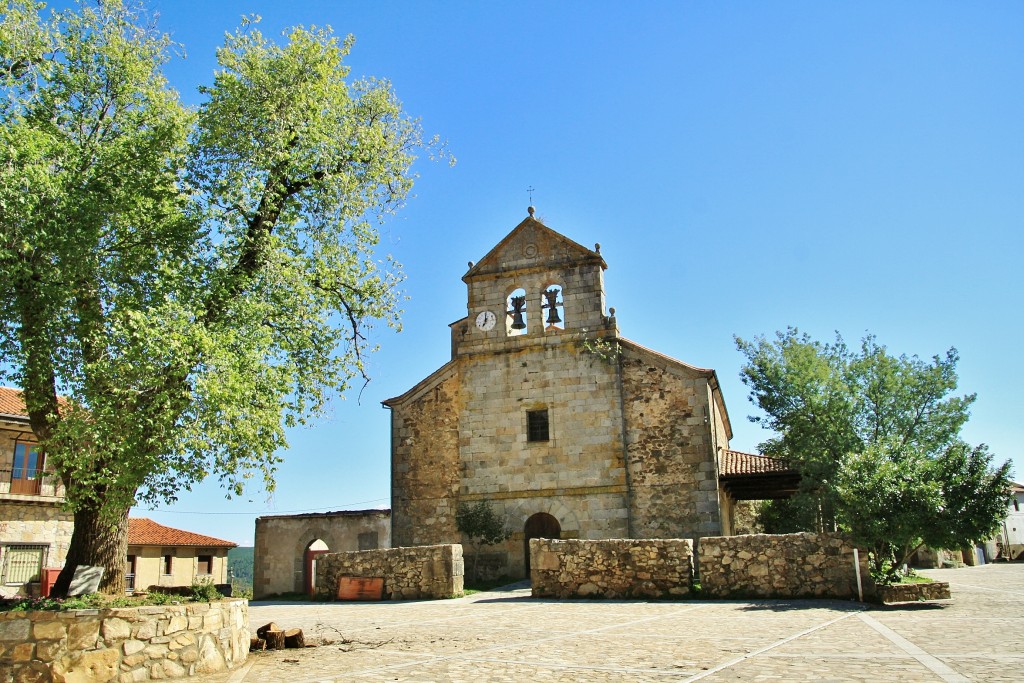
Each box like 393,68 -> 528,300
304,539 -> 329,596
523,512 -> 561,577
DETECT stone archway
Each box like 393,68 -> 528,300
523,512 -> 561,577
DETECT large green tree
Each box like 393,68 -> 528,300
0,0 -> 445,594
736,329 -> 1011,579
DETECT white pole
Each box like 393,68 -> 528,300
853,548 -> 864,602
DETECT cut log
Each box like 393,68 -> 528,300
249,637 -> 266,651
264,630 -> 285,650
256,622 -> 279,639
284,628 -> 305,649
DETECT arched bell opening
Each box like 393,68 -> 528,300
304,539 -> 329,596
542,285 -> 564,332
523,512 -> 561,577
506,287 -> 528,336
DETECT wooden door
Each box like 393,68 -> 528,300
10,443 -> 42,495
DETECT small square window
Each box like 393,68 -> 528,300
527,409 -> 549,442
197,555 -> 212,575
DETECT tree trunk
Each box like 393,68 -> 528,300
51,503 -> 130,596
284,629 -> 305,648
264,630 -> 285,650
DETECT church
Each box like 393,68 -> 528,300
384,210 -> 760,578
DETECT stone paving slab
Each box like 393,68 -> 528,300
200,563 -> 1024,682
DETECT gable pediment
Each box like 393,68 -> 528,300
463,215 -> 606,281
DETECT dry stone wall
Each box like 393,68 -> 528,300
699,532 -> 874,599
530,538 -> 694,598
316,544 -> 463,600
878,581 -> 951,603
0,599 -> 248,683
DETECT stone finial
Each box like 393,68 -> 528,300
468,261 -> 474,269
595,243 -> 601,254
528,206 -> 536,218
609,307 -> 616,317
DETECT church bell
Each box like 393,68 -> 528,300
509,295 -> 527,330
543,288 -> 562,325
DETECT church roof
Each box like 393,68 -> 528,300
463,212 -> 606,281
381,360 -> 458,408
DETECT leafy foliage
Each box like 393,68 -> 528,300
456,500 -> 510,546
1,590 -> 181,612
0,0 -> 447,592
736,329 -> 1012,581
227,546 -> 254,588
456,500 -> 511,582
189,578 -> 224,602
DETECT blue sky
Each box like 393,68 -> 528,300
100,1 -> 1024,545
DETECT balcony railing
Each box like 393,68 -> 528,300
0,467 -> 65,498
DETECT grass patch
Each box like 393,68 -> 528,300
893,573 -> 935,584
463,575 -> 517,595
0,590 -> 219,613
1,580 -> 234,613
251,591 -> 331,602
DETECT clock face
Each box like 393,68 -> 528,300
475,310 -> 496,331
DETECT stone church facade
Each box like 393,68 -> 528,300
384,211 -> 734,578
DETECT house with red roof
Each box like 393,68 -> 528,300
127,518 -> 236,592
0,387 -> 73,597
2,387 -> 237,596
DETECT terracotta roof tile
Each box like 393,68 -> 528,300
0,386 -> 73,422
720,450 -> 795,476
128,518 -> 236,548
0,387 -> 28,418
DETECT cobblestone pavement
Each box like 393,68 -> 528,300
205,563 -> 1023,682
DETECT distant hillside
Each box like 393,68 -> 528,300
228,547 -> 254,588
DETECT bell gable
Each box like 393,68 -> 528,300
463,212 -> 606,282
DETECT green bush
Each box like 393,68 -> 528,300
190,579 -> 224,602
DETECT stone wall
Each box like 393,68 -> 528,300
388,368 -> 461,549
456,342 -> 631,579
316,544 -> 463,600
698,532 -> 874,599
0,599 -> 248,682
253,510 -> 391,598
530,538 -> 694,599
620,346 -> 724,540
0,503 -> 74,598
878,581 -> 951,603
